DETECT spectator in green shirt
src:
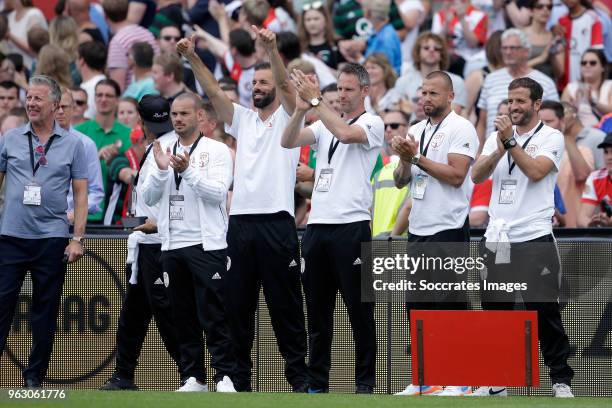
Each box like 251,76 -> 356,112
76,78 -> 132,222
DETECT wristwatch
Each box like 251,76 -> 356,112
410,153 -> 422,165
309,96 -> 323,107
72,236 -> 85,246
503,137 -> 517,150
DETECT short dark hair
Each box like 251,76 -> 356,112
276,31 -> 301,61
8,107 -> 27,121
540,100 -> 564,119
219,77 -> 238,92
321,83 -> 337,95
201,101 -> 218,122
0,80 -> 20,93
508,77 -> 543,101
254,62 -> 272,72
7,53 -> 23,72
27,25 -> 49,54
425,70 -> 453,92
229,29 -> 255,57
338,63 -> 370,88
95,78 -> 121,97
102,0 -> 129,23
78,41 -> 107,72
130,42 -> 154,69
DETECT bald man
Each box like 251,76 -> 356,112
393,71 -> 479,396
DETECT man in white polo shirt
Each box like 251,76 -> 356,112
392,71 -> 479,397
176,28 -> 308,392
142,93 -> 235,392
471,77 -> 574,398
282,63 -> 384,394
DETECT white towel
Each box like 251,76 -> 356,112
126,231 -> 147,284
484,213 -> 545,264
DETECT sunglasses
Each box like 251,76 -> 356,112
581,60 -> 599,66
302,1 -> 323,11
161,35 -> 181,42
534,4 -> 553,10
74,99 -> 87,106
35,145 -> 48,166
421,45 -> 442,52
385,123 -> 406,130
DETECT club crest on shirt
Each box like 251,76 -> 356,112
430,132 -> 445,150
525,144 -> 538,157
198,152 -> 209,168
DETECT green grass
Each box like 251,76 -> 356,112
1,391 -> 612,408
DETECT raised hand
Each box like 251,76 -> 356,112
208,0 -> 226,22
252,25 -> 276,53
290,70 -> 321,104
153,140 -> 171,170
176,34 -> 197,58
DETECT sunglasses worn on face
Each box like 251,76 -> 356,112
302,1 -> 323,11
534,4 -> 553,10
74,100 -> 87,106
161,36 -> 181,42
581,60 -> 598,66
421,45 -> 442,52
385,123 -> 406,130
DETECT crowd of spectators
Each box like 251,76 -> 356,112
0,0 -> 610,231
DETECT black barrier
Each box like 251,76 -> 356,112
1,234 -> 611,396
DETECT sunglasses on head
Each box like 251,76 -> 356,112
534,4 -> 553,10
302,1 -> 324,11
581,60 -> 598,66
161,35 -> 181,42
385,123 -> 405,130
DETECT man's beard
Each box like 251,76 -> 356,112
511,108 -> 534,126
252,88 -> 276,109
425,104 -> 445,118
176,123 -> 198,139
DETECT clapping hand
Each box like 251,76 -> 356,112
170,151 -> 190,173
392,134 -> 418,163
290,70 -> 321,105
494,115 -> 513,142
153,140 -> 171,170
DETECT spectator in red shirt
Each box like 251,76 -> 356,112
578,133 -> 612,227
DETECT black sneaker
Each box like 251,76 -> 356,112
293,383 -> 309,393
355,384 -> 373,394
24,378 -> 41,389
99,376 -> 138,391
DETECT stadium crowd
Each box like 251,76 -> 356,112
0,0 -> 611,399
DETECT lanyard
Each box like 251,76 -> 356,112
419,116 -> 445,157
507,122 -> 544,175
328,112 -> 365,165
28,133 -> 57,177
173,135 -> 203,191
133,144 -> 153,186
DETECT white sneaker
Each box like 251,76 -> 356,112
471,386 -> 507,397
436,386 -> 472,396
176,377 -> 209,392
552,383 -> 574,398
215,375 -> 237,392
394,384 -> 443,396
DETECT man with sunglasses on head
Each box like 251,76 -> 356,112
0,75 -> 88,389
392,70 -> 478,397
394,32 -> 468,116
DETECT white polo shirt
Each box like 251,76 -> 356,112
225,103 -> 300,217
307,112 -> 384,224
408,111 -> 479,236
482,121 -> 564,242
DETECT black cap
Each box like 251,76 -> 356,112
597,133 -> 612,149
138,94 -> 173,137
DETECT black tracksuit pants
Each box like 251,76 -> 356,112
301,221 -> 377,390
161,245 -> 234,384
480,234 -> 574,385
226,212 -> 307,392
113,243 -> 181,381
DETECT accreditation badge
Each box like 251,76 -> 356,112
315,168 -> 334,192
23,181 -> 42,206
412,174 -> 428,200
499,179 -> 517,205
169,194 -> 185,221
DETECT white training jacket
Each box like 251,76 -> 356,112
141,135 -> 233,251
